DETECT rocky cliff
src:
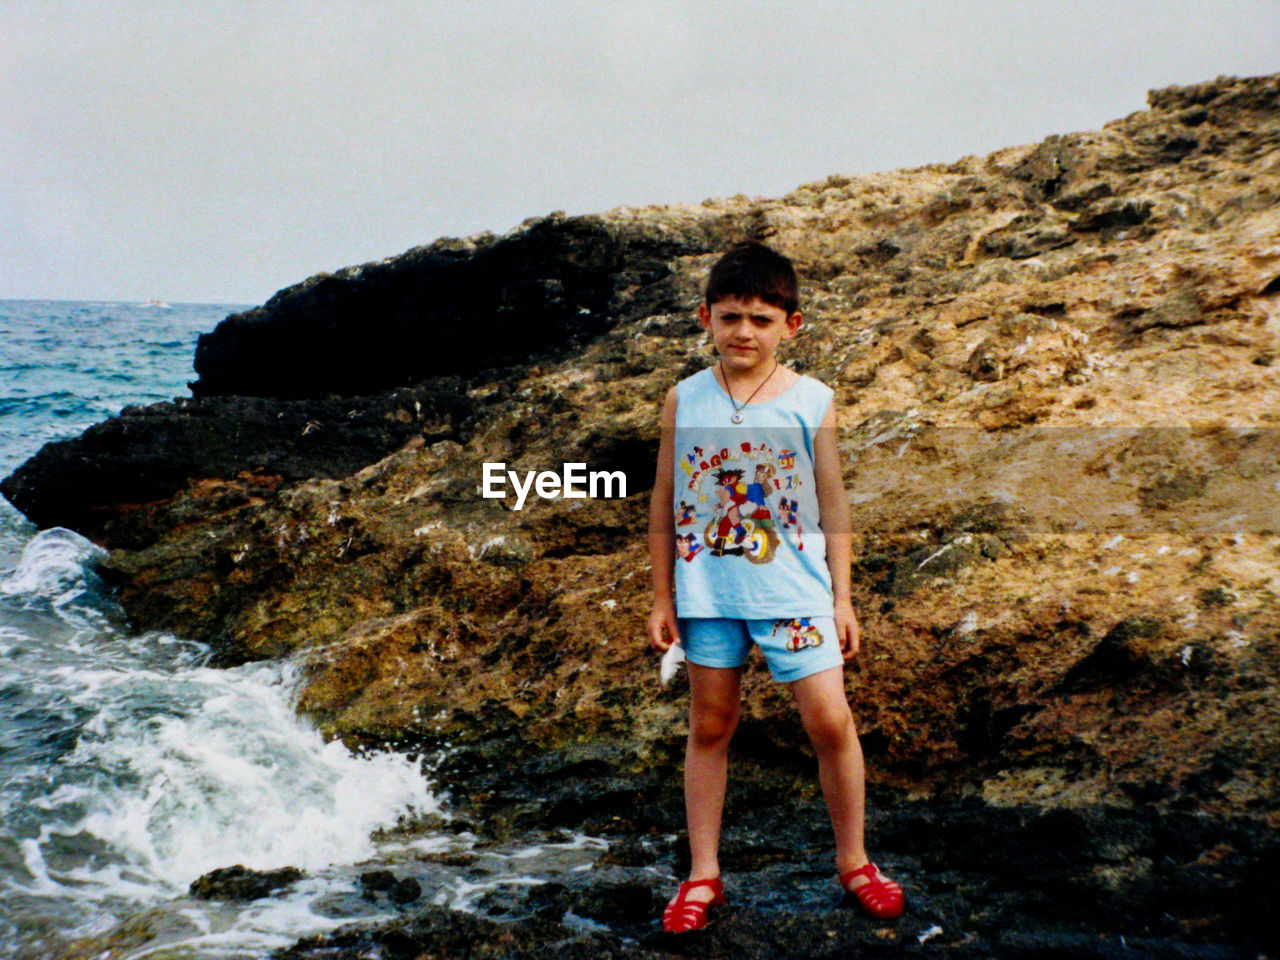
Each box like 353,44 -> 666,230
8,75 -> 1280,956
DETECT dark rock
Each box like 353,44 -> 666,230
871,533 -> 989,598
359,869 -> 397,897
978,213 -> 1077,259
966,338 -> 1007,381
192,212 -> 732,400
1196,586 -> 1236,608
188,864 -> 304,901
1051,178 -> 1116,212
0,384 -> 471,546
1011,135 -> 1092,201
1139,471 -> 1209,508
1125,290 -> 1204,333
1058,618 -> 1163,692
1072,196 -> 1155,232
389,877 -> 422,905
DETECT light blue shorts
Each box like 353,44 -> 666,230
678,616 -> 844,683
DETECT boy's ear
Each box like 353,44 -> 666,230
782,311 -> 803,339
698,302 -> 711,330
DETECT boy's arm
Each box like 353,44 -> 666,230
813,398 -> 860,658
647,386 -> 680,651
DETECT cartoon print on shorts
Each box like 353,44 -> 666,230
773,617 -> 824,652
676,501 -> 698,526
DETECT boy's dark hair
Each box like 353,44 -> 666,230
705,241 -> 799,314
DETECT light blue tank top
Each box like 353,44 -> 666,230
671,367 -> 835,619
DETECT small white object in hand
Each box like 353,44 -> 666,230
659,643 -> 686,688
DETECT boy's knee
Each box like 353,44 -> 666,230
804,706 -> 855,754
689,706 -> 740,747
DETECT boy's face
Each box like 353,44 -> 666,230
698,295 -> 801,375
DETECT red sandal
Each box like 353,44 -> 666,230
839,863 -> 904,919
661,877 -> 725,933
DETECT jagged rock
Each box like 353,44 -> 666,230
188,864 -> 304,901
0,385 -> 473,545
1058,617 -> 1164,692
389,877 -> 422,905
359,869 -> 397,896
190,211 -> 745,399
271,755 -> 1279,958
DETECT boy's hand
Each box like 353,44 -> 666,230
835,601 -> 860,659
648,600 -> 681,652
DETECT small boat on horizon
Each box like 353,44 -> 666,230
140,299 -> 171,309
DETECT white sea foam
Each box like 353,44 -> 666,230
1,620 -> 442,956
1,526 -> 107,599
2,302 -> 440,957
0,526 -> 114,629
55,660 -> 441,889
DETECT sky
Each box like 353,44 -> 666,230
4,0 -> 1278,305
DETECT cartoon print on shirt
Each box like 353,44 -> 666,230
706,468 -> 778,563
777,496 -> 803,551
745,464 -> 775,520
675,532 -> 703,562
674,438 -> 804,566
773,617 -> 824,651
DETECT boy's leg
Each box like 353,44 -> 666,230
684,662 -> 744,890
791,665 -> 871,880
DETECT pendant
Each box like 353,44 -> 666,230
731,412 -> 744,424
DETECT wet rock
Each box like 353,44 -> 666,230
390,877 -> 422,905
275,905 -> 661,960
276,780 -> 1278,957
359,869 -> 397,897
358,870 -> 422,906
188,864 -> 304,901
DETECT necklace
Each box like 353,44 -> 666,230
720,360 -> 778,424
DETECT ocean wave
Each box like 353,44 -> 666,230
0,652 -> 442,956
0,528 -> 112,628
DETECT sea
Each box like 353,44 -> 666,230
0,301 -> 603,959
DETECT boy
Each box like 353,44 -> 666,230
647,242 -> 903,933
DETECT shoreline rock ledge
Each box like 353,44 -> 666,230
8,74 -> 1280,957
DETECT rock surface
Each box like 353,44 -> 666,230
188,864 -> 305,902
9,75 -> 1280,958
190,212 -> 742,399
